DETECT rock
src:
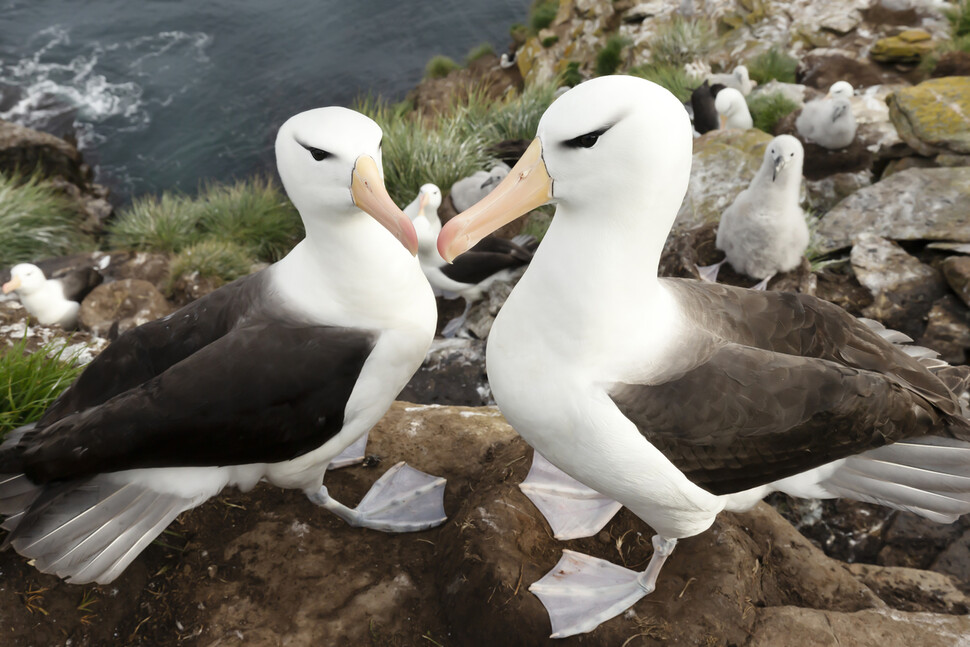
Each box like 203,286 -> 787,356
850,233 -> 945,338
399,338 -> 491,406
931,527 -> 970,587
814,168 -> 970,253
931,51 -> 970,78
674,128 -> 774,232
78,278 -> 172,338
0,296 -> 108,362
797,49 -> 912,89
880,511 -> 969,571
0,118 -> 88,187
942,256 -> 970,308
799,138 -> 874,181
917,295 -> 970,365
870,29 -> 935,64
887,77 -> 970,157
845,563 -> 970,614
805,170 -> 873,214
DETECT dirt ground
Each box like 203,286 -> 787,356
2,403 -> 969,647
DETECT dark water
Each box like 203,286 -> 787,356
0,0 -> 529,200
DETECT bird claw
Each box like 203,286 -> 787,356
695,260 -> 724,283
519,452 -> 621,540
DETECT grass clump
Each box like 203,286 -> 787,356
595,35 -> 632,76
0,335 -> 84,437
562,61 -> 583,86
464,81 -> 559,142
194,177 -> 301,262
649,16 -> 716,66
466,43 -> 494,64
629,63 -> 700,102
108,192 -> 201,253
425,55 -> 460,79
746,91 -> 799,134
0,171 -> 90,268
530,0 -> 559,32
166,239 -> 254,291
945,0 -> 970,38
746,47 -> 798,85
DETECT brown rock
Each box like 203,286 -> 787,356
78,278 -> 172,338
942,255 -> 970,307
851,233 -> 946,338
0,118 -> 88,187
917,295 -> 970,364
796,51 -> 911,90
931,51 -> 970,78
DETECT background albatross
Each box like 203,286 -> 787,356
438,75 -> 970,638
0,107 -> 446,585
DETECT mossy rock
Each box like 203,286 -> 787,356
887,77 -> 970,156
870,30 -> 934,63
674,129 -> 774,232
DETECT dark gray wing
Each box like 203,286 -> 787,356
612,343 -> 948,495
5,322 -> 376,483
440,235 -> 533,285
40,272 -> 269,423
52,268 -> 103,303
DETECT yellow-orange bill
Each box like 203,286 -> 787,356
351,155 -> 419,255
2,276 -> 21,294
437,138 -> 552,262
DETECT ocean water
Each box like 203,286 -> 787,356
0,0 -> 530,200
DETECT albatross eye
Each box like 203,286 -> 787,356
563,126 -> 610,150
307,147 -> 331,161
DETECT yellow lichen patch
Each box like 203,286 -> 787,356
889,77 -> 970,155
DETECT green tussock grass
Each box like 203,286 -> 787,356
746,91 -> 799,134
530,0 -> 559,32
0,171 -> 91,268
0,335 -> 85,437
746,47 -> 799,85
562,61 -> 583,86
354,96 -> 496,207
461,81 -> 559,142
629,63 -> 701,102
108,192 -> 201,253
945,0 -> 970,38
649,16 -> 716,66
595,35 -> 632,76
466,43 -> 494,64
194,177 -> 302,262
166,239 -> 254,291
425,55 -> 460,79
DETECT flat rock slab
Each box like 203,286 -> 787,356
888,77 -> 970,157
814,167 -> 970,253
2,403 -> 969,646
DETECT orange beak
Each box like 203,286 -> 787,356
2,276 -> 21,294
437,138 -> 552,262
351,155 -> 419,255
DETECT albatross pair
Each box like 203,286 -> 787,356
439,75 -> 970,638
0,107 -> 447,585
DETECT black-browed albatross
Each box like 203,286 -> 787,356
2,262 -> 103,329
0,106 -> 446,585
438,75 -> 970,638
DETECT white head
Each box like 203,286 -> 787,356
734,65 -> 750,84
714,87 -> 746,118
417,183 -> 442,219
438,75 -> 693,259
3,263 -> 46,296
274,107 -> 417,254
827,81 -> 853,100
761,134 -> 804,185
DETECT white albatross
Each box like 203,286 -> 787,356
437,75 -> 970,638
2,263 -> 101,329
0,107 -> 446,585
707,64 -> 754,96
404,182 -> 534,337
714,86 -> 753,130
697,134 -> 809,289
795,81 -> 857,149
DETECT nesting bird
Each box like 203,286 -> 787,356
714,87 -> 753,130
796,81 -> 857,149
404,182 -> 534,336
450,163 -> 510,212
0,107 -> 447,585
697,134 -> 809,289
2,263 -> 102,329
689,81 -> 724,135
439,75 -> 970,638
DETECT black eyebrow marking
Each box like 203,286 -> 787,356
562,124 -> 614,149
295,138 -> 333,160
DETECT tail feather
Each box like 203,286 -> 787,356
818,437 -> 970,523
0,474 -> 43,517
2,474 -> 197,584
